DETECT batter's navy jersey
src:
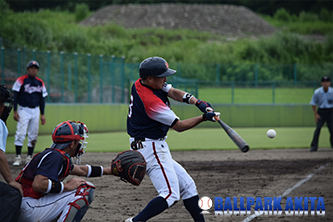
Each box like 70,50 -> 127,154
12,75 -> 48,107
127,79 -> 179,139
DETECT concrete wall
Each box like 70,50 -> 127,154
6,103 -> 314,136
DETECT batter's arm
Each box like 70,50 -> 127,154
168,87 -> 198,104
171,115 -> 203,132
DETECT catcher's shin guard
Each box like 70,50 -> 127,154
63,181 -> 95,222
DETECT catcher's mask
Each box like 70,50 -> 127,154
51,120 -> 89,164
139,56 -> 176,79
0,85 -> 14,123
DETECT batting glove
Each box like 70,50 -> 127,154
202,112 -> 220,122
196,99 -> 213,113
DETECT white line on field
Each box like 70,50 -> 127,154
241,162 -> 331,222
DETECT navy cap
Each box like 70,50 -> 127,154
321,76 -> 330,82
139,57 -> 176,79
27,60 -> 39,69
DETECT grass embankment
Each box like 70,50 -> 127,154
1,8 -> 332,67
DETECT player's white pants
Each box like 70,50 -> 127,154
14,106 -> 40,147
130,137 -> 198,207
18,185 -> 90,222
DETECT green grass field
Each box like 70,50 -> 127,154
196,87 -> 314,104
5,127 -> 331,154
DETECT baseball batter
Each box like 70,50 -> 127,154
15,120 -> 113,222
12,60 -> 48,166
126,57 -> 219,222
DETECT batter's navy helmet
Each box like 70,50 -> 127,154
139,57 -> 176,79
26,60 -> 39,69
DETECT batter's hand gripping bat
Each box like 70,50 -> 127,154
214,115 -> 250,153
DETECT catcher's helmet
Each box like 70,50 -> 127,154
51,120 -> 89,163
26,60 -> 39,69
0,85 -> 13,122
139,57 -> 176,79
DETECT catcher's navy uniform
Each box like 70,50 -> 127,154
15,148 -> 95,222
16,149 -> 73,199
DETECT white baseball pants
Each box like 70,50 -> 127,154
18,186 -> 89,222
130,137 -> 198,207
14,106 -> 40,147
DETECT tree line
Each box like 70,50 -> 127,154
5,0 -> 332,15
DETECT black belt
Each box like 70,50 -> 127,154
131,137 -> 166,150
21,105 -> 37,108
134,137 -> 145,141
134,137 -> 166,142
318,108 -> 333,110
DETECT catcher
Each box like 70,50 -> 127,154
16,120 -> 146,222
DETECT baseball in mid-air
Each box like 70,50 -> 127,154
267,129 -> 276,138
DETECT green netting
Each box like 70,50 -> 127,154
1,47 -> 332,104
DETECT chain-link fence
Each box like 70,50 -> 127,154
0,47 -> 129,103
1,47 -> 332,104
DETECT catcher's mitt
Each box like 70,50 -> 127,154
111,150 -> 146,186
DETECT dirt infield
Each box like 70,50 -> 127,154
4,148 -> 333,222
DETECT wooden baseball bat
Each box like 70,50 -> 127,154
214,115 -> 249,153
